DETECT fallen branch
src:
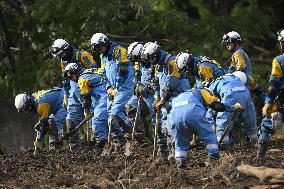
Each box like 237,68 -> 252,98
237,164 -> 284,183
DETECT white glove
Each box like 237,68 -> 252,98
233,103 -> 242,110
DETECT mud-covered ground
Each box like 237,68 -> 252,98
1,139 -> 284,189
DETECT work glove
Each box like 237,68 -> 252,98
84,111 -> 92,120
153,97 -> 165,112
107,87 -> 118,100
262,103 -> 272,117
233,102 -> 242,111
63,94 -> 68,109
34,140 -> 42,149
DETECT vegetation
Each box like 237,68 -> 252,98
1,0 -> 284,98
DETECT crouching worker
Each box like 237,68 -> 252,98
169,88 -> 242,169
15,88 -> 67,151
64,63 -> 108,154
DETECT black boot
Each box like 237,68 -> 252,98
95,140 -> 107,155
66,119 -> 81,151
257,142 -> 269,158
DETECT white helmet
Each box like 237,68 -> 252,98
15,93 -> 32,112
142,42 -> 160,55
50,39 -> 69,58
232,71 -> 247,84
222,31 -> 241,44
277,29 -> 284,42
141,42 -> 161,67
175,52 -> 192,70
127,42 -> 143,62
90,33 -> 110,51
63,63 -> 80,77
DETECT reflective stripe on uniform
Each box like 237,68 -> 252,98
175,151 -> 187,158
206,144 -> 218,150
172,99 -> 189,108
231,86 -> 246,92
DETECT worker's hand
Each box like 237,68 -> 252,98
34,140 -> 42,149
112,88 -> 118,96
233,102 -> 242,111
107,88 -> 118,100
153,98 -> 165,112
63,95 -> 68,109
262,103 -> 272,117
84,111 -> 92,120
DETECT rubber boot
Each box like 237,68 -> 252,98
157,125 -> 168,157
257,142 -> 269,158
66,119 -> 81,152
95,140 -> 107,155
48,119 -> 59,150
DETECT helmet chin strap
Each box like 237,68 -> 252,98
280,42 -> 284,53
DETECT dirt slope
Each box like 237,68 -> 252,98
1,139 -> 284,189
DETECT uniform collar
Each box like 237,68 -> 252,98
233,46 -> 242,53
158,50 -> 168,65
106,41 -> 117,55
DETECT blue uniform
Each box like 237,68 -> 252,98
170,89 -> 220,161
207,75 -> 257,144
191,56 -> 225,88
155,50 -> 190,134
61,49 -> 95,129
32,88 -> 67,141
78,68 -> 108,142
66,80 -> 84,126
228,47 -> 252,75
101,41 -> 134,137
260,53 -> 284,143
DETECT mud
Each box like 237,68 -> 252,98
1,139 -> 284,189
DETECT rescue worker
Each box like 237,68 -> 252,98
175,52 -> 225,88
14,88 -> 67,150
125,42 -> 157,141
222,31 -> 252,75
64,63 -> 108,153
90,33 -> 134,150
258,29 -> 284,157
50,39 -> 96,150
140,42 -> 190,158
175,52 -> 225,145
207,74 -> 258,145
170,88 -> 242,168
